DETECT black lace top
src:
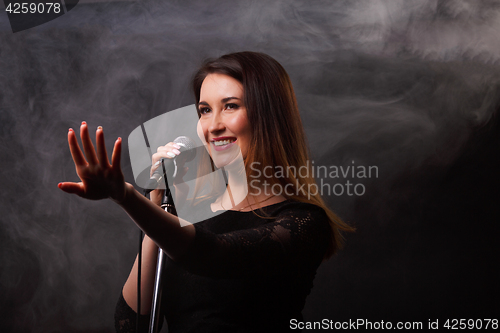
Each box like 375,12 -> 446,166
115,200 -> 332,333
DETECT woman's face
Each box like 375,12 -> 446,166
197,73 -> 251,167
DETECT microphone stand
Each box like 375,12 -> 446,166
149,168 -> 177,333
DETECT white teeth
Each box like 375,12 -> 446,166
213,139 -> 235,146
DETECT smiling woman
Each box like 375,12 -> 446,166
198,73 -> 252,168
59,51 -> 354,332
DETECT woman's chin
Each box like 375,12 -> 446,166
211,145 -> 243,169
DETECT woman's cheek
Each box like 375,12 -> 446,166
196,120 -> 207,144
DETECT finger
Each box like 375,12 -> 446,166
167,142 -> 181,149
80,122 -> 99,165
167,142 -> 182,154
152,151 -> 178,175
153,151 -> 175,165
58,182 -> 85,196
156,146 -> 180,158
111,137 -> 122,171
68,128 -> 87,166
96,126 -> 111,168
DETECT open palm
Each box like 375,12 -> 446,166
58,122 -> 125,203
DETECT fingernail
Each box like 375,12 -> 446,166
97,126 -> 103,130
167,152 -> 176,158
173,149 -> 180,155
81,121 -> 86,125
173,143 -> 181,149
69,128 -> 73,132
58,183 -> 62,188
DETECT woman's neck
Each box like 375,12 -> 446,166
212,159 -> 286,212
222,173 -> 286,212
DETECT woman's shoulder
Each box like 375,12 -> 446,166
261,199 -> 332,260
263,199 -> 329,220
260,199 -> 332,235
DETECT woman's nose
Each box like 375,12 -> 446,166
208,111 -> 225,133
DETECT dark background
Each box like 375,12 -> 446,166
0,0 -> 498,332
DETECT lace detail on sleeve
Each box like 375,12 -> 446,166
114,292 -> 151,333
175,203 -> 331,278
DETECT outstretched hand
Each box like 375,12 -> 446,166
58,122 -> 126,203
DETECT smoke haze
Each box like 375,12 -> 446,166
0,0 -> 498,331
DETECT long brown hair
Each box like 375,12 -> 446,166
192,51 -> 354,258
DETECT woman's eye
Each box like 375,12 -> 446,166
199,107 -> 211,115
225,103 -> 238,110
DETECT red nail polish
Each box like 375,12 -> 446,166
82,121 -> 87,125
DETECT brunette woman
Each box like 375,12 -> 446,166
59,51 -> 353,332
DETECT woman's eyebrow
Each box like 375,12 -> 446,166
199,97 -> 241,105
221,97 -> 241,103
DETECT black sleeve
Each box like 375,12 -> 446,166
174,204 -> 332,278
114,292 -> 153,333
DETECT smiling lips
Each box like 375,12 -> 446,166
211,137 -> 237,151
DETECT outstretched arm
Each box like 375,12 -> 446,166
58,122 -> 195,260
